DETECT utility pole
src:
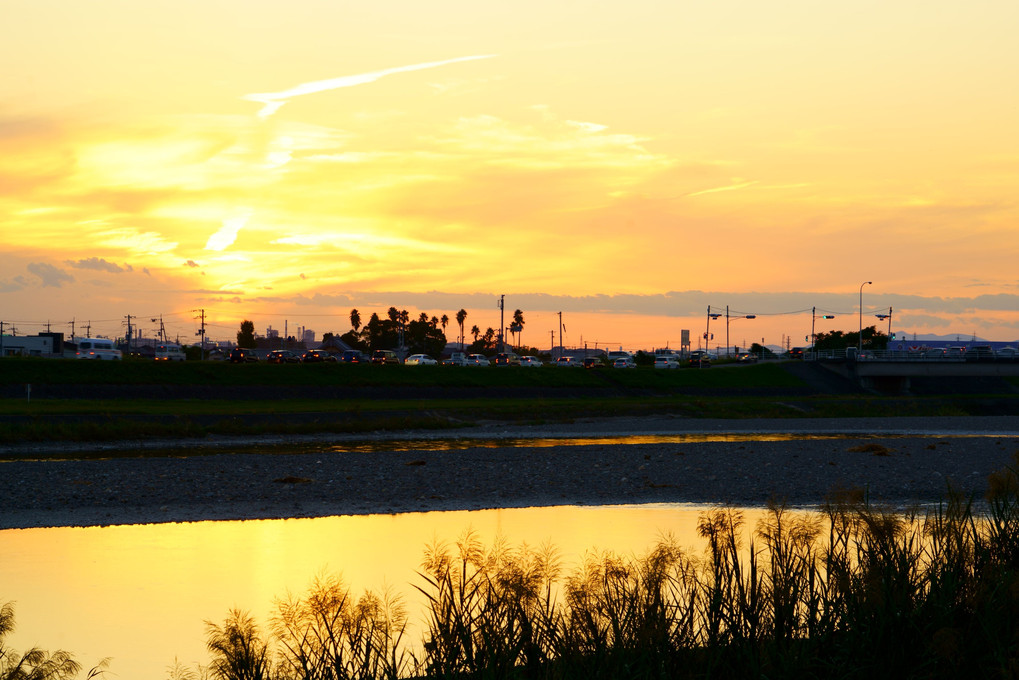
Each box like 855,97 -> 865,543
497,294 -> 505,353
557,311 -> 563,358
84,320 -> 91,338
550,329 -> 554,355
193,309 -> 207,359
0,321 -> 5,356
124,314 -> 134,356
68,318 -> 75,340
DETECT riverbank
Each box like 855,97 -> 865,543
2,416 -> 1018,529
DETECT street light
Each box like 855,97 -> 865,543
705,306 -> 721,367
725,305 -> 756,357
859,281 -> 872,352
875,307 -> 893,348
811,307 -> 836,359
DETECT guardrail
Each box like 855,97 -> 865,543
807,348 -> 1018,362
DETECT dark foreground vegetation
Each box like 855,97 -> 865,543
2,358 -> 1017,445
183,462 -> 1019,680
11,457 -> 1019,679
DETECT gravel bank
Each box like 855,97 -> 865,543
2,416 -> 1018,529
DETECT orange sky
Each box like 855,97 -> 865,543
2,1 -> 1017,349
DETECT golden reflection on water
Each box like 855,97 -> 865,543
0,503 -> 803,679
328,431 -> 990,453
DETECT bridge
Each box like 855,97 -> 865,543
809,350 -> 1019,394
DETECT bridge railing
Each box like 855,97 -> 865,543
808,348 -> 1017,362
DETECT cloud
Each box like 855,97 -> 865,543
0,276 -> 28,293
65,257 -> 127,273
243,54 -> 496,118
686,180 -> 759,198
27,262 -> 74,288
186,260 -> 200,268
256,289 -> 1019,323
205,209 -> 253,251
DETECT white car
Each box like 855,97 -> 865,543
75,338 -> 122,360
520,356 -> 544,367
554,356 -> 580,367
654,356 -> 680,369
612,357 -> 636,368
465,354 -> 490,366
404,353 -> 437,365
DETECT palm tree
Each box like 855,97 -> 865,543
440,314 -> 449,337
456,309 -> 467,348
470,324 -> 480,344
512,309 -> 524,347
350,308 -> 361,332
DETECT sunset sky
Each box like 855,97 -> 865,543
2,1 -> 1017,351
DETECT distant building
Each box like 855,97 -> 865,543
302,329 -> 315,346
1,332 -> 63,357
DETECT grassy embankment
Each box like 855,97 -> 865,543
0,358 -> 1016,444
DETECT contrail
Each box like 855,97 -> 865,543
243,54 -> 496,118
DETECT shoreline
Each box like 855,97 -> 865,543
3,415 -> 1018,530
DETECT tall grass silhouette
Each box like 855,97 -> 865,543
0,601 -> 108,679
11,453 -> 1019,678
190,454 -> 1019,678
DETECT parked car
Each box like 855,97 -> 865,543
339,350 -> 367,363
302,349 -> 337,363
520,356 -> 544,367
654,356 -> 680,369
688,351 -> 711,367
493,352 -> 521,366
404,353 -> 437,365
442,352 -> 467,366
583,356 -> 604,369
554,356 -> 580,367
996,347 -> 1019,359
465,354 -> 490,366
613,357 -> 636,368
736,351 -> 757,363
371,349 -> 399,365
229,347 -> 258,363
266,349 -> 301,364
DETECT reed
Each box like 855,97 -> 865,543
0,601 -> 108,679
189,461 -> 1019,678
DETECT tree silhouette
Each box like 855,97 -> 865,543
456,309 -> 467,348
471,324 -> 480,343
349,308 -> 361,332
440,314 -> 449,336
512,309 -> 525,347
236,320 -> 256,348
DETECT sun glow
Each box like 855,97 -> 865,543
2,2 -> 1018,344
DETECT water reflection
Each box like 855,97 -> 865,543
0,503 -> 780,680
327,431 -> 975,454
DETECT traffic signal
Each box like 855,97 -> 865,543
890,332 -> 897,339
822,315 -> 835,319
